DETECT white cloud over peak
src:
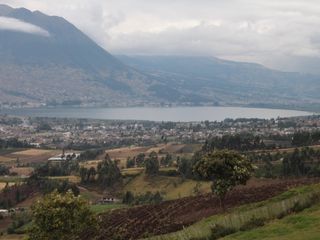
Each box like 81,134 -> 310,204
1,0 -> 320,74
0,16 -> 49,37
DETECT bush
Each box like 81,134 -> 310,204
239,217 -> 265,231
210,224 -> 236,239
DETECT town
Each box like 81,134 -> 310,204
0,114 -> 319,150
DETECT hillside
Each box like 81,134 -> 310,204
118,55 -> 320,110
1,4 -> 320,110
0,4 -> 158,107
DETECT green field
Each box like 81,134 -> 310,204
90,203 -> 126,214
123,173 -> 211,200
223,203 -> 320,240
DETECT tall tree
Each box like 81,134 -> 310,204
145,151 -> 159,176
193,150 -> 253,210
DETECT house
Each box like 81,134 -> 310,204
48,151 -> 80,162
0,209 -> 9,217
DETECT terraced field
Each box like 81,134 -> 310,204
89,178 -> 320,240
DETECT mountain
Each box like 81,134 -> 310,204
0,4 -> 158,107
118,55 -> 320,111
0,4 -> 320,111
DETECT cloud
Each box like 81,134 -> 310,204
1,0 -> 320,74
0,16 -> 49,37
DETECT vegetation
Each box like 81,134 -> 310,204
28,190 -> 97,240
193,150 -> 253,209
145,151 -> 160,176
203,134 -> 265,152
146,184 -> 320,240
122,191 -> 163,205
223,203 -> 320,240
0,138 -> 30,149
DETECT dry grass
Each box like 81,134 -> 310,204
0,235 -> 25,240
12,149 -> 53,156
0,182 -> 15,190
106,146 -> 150,159
9,167 -> 34,176
80,160 -> 102,169
0,155 -> 15,164
48,175 -> 81,183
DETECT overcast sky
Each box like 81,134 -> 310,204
1,0 -> 320,74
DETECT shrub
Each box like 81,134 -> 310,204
210,224 -> 236,240
240,217 -> 265,231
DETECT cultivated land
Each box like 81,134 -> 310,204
90,180 -> 320,240
1,115 -> 320,239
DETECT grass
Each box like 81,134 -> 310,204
145,183 -> 320,240
123,173 -> 211,200
9,167 -> 34,176
90,203 -> 126,214
12,149 -> 53,156
0,148 -> 26,155
48,175 -> 80,183
222,203 -> 320,240
121,167 -> 144,177
0,234 -> 25,240
0,176 -> 26,183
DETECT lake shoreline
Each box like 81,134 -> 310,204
0,106 -> 315,122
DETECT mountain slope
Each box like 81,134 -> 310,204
0,4 -> 320,110
118,55 -> 320,110
0,4 -> 158,107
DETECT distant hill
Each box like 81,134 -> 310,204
0,4 -> 320,110
118,55 -> 320,111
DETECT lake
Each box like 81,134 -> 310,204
0,106 -> 314,122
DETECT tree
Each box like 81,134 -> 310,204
160,153 -> 173,167
145,151 -> 159,175
29,190 -> 97,240
135,153 -> 145,167
87,167 -> 97,182
79,167 -> 88,183
97,154 -> 122,187
122,191 -> 135,205
126,157 -> 135,168
193,150 -> 253,210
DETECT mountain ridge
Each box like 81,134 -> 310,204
0,4 -> 320,111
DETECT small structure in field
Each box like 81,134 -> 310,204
48,150 -> 80,162
0,209 -> 9,217
97,197 -> 120,204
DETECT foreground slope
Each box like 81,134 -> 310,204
83,178 -> 319,240
223,203 -> 320,240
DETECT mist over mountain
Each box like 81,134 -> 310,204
0,4 -> 320,111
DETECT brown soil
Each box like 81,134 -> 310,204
90,178 -> 320,240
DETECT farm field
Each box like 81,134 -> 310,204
0,148 -> 60,167
123,173 -> 211,200
105,143 -> 201,167
49,175 -> 81,183
90,203 -> 126,214
93,179 -> 320,240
